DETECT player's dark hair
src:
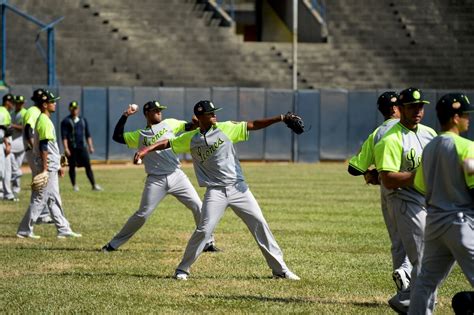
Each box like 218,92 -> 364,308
437,111 -> 454,126
378,105 -> 394,118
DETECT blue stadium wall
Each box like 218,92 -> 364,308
6,86 -> 472,162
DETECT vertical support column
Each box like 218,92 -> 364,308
47,28 -> 55,86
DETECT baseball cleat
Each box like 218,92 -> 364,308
92,184 -> 103,191
174,270 -> 188,281
392,268 -> 411,291
273,270 -> 301,281
57,231 -> 82,239
73,185 -> 80,192
388,292 -> 409,314
203,243 -> 221,252
100,243 -> 116,252
16,233 -> 41,239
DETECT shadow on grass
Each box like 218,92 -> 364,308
10,246 -> 181,253
190,294 -> 385,307
55,271 -> 172,280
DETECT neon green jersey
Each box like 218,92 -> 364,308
23,106 -> 41,128
0,105 -> 11,126
34,113 -> 61,171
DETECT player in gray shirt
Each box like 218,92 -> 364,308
409,93 -> 474,314
134,100 -> 300,281
101,101 -> 217,252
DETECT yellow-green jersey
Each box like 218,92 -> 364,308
374,122 -> 436,205
34,113 -> 61,171
23,106 -> 41,128
124,118 -> 186,176
170,121 -> 249,187
349,118 -> 399,172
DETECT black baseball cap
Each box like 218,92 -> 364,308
377,91 -> 399,110
69,101 -> 79,109
398,87 -> 430,106
31,89 -> 60,104
2,93 -> 14,104
193,100 -> 221,116
14,95 -> 25,103
436,93 -> 474,119
143,100 -> 167,115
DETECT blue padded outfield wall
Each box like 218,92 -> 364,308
5,85 -> 473,163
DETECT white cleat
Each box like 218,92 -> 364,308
57,231 -> 82,239
16,233 -> 41,239
273,270 -> 301,281
392,268 -> 411,291
174,271 -> 188,281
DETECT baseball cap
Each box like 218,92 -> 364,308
14,95 -> 25,103
2,93 -> 14,104
377,91 -> 399,110
143,100 -> 167,115
31,89 -> 60,104
193,100 -> 221,116
69,101 -> 79,109
398,87 -> 430,106
436,93 -> 474,119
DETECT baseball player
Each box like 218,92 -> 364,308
17,89 -> 81,239
134,100 -> 300,281
374,88 -> 437,313
9,95 -> 27,196
348,91 -> 412,292
60,101 -> 102,192
409,94 -> 474,314
0,93 -> 15,201
0,94 -> 12,199
22,89 -> 53,224
101,101 -> 217,252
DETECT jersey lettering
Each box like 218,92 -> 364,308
142,127 -> 168,146
196,138 -> 224,163
406,148 -> 421,171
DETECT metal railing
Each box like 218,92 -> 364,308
310,0 -> 326,21
216,0 -> 235,22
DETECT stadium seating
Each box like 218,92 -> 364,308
3,0 -> 474,89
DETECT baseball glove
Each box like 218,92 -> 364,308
60,154 -> 69,167
283,112 -> 305,134
364,169 -> 380,185
31,171 -> 49,191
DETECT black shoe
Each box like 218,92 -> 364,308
101,243 -> 116,252
203,244 -> 221,252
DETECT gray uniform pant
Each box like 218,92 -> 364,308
388,197 -> 427,294
0,149 -> 14,199
25,149 -> 50,219
381,186 -> 412,273
109,169 -> 214,249
17,170 -> 72,235
409,213 -> 474,315
176,181 -> 289,275
11,151 -> 25,195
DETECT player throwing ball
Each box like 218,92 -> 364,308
409,94 -> 474,314
101,101 -> 217,252
134,100 -> 300,281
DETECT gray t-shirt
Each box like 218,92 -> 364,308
170,121 -> 249,187
414,132 -> 474,239
124,118 -> 186,176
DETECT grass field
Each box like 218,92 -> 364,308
0,163 -> 471,313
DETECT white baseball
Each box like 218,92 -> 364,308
130,104 -> 139,111
463,158 -> 474,174
136,158 -> 142,165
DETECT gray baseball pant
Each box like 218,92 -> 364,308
381,186 -> 412,273
11,151 -> 25,195
25,149 -> 50,219
409,213 -> 474,315
388,196 -> 427,301
1,150 -> 14,199
176,181 -> 289,275
17,170 -> 72,236
109,169 -> 214,249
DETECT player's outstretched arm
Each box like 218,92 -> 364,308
133,139 -> 170,164
247,115 -> 283,131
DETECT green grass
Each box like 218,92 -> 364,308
0,163 -> 470,313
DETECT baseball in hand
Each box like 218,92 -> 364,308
463,158 -> 474,174
130,104 -> 139,111
136,158 -> 142,165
